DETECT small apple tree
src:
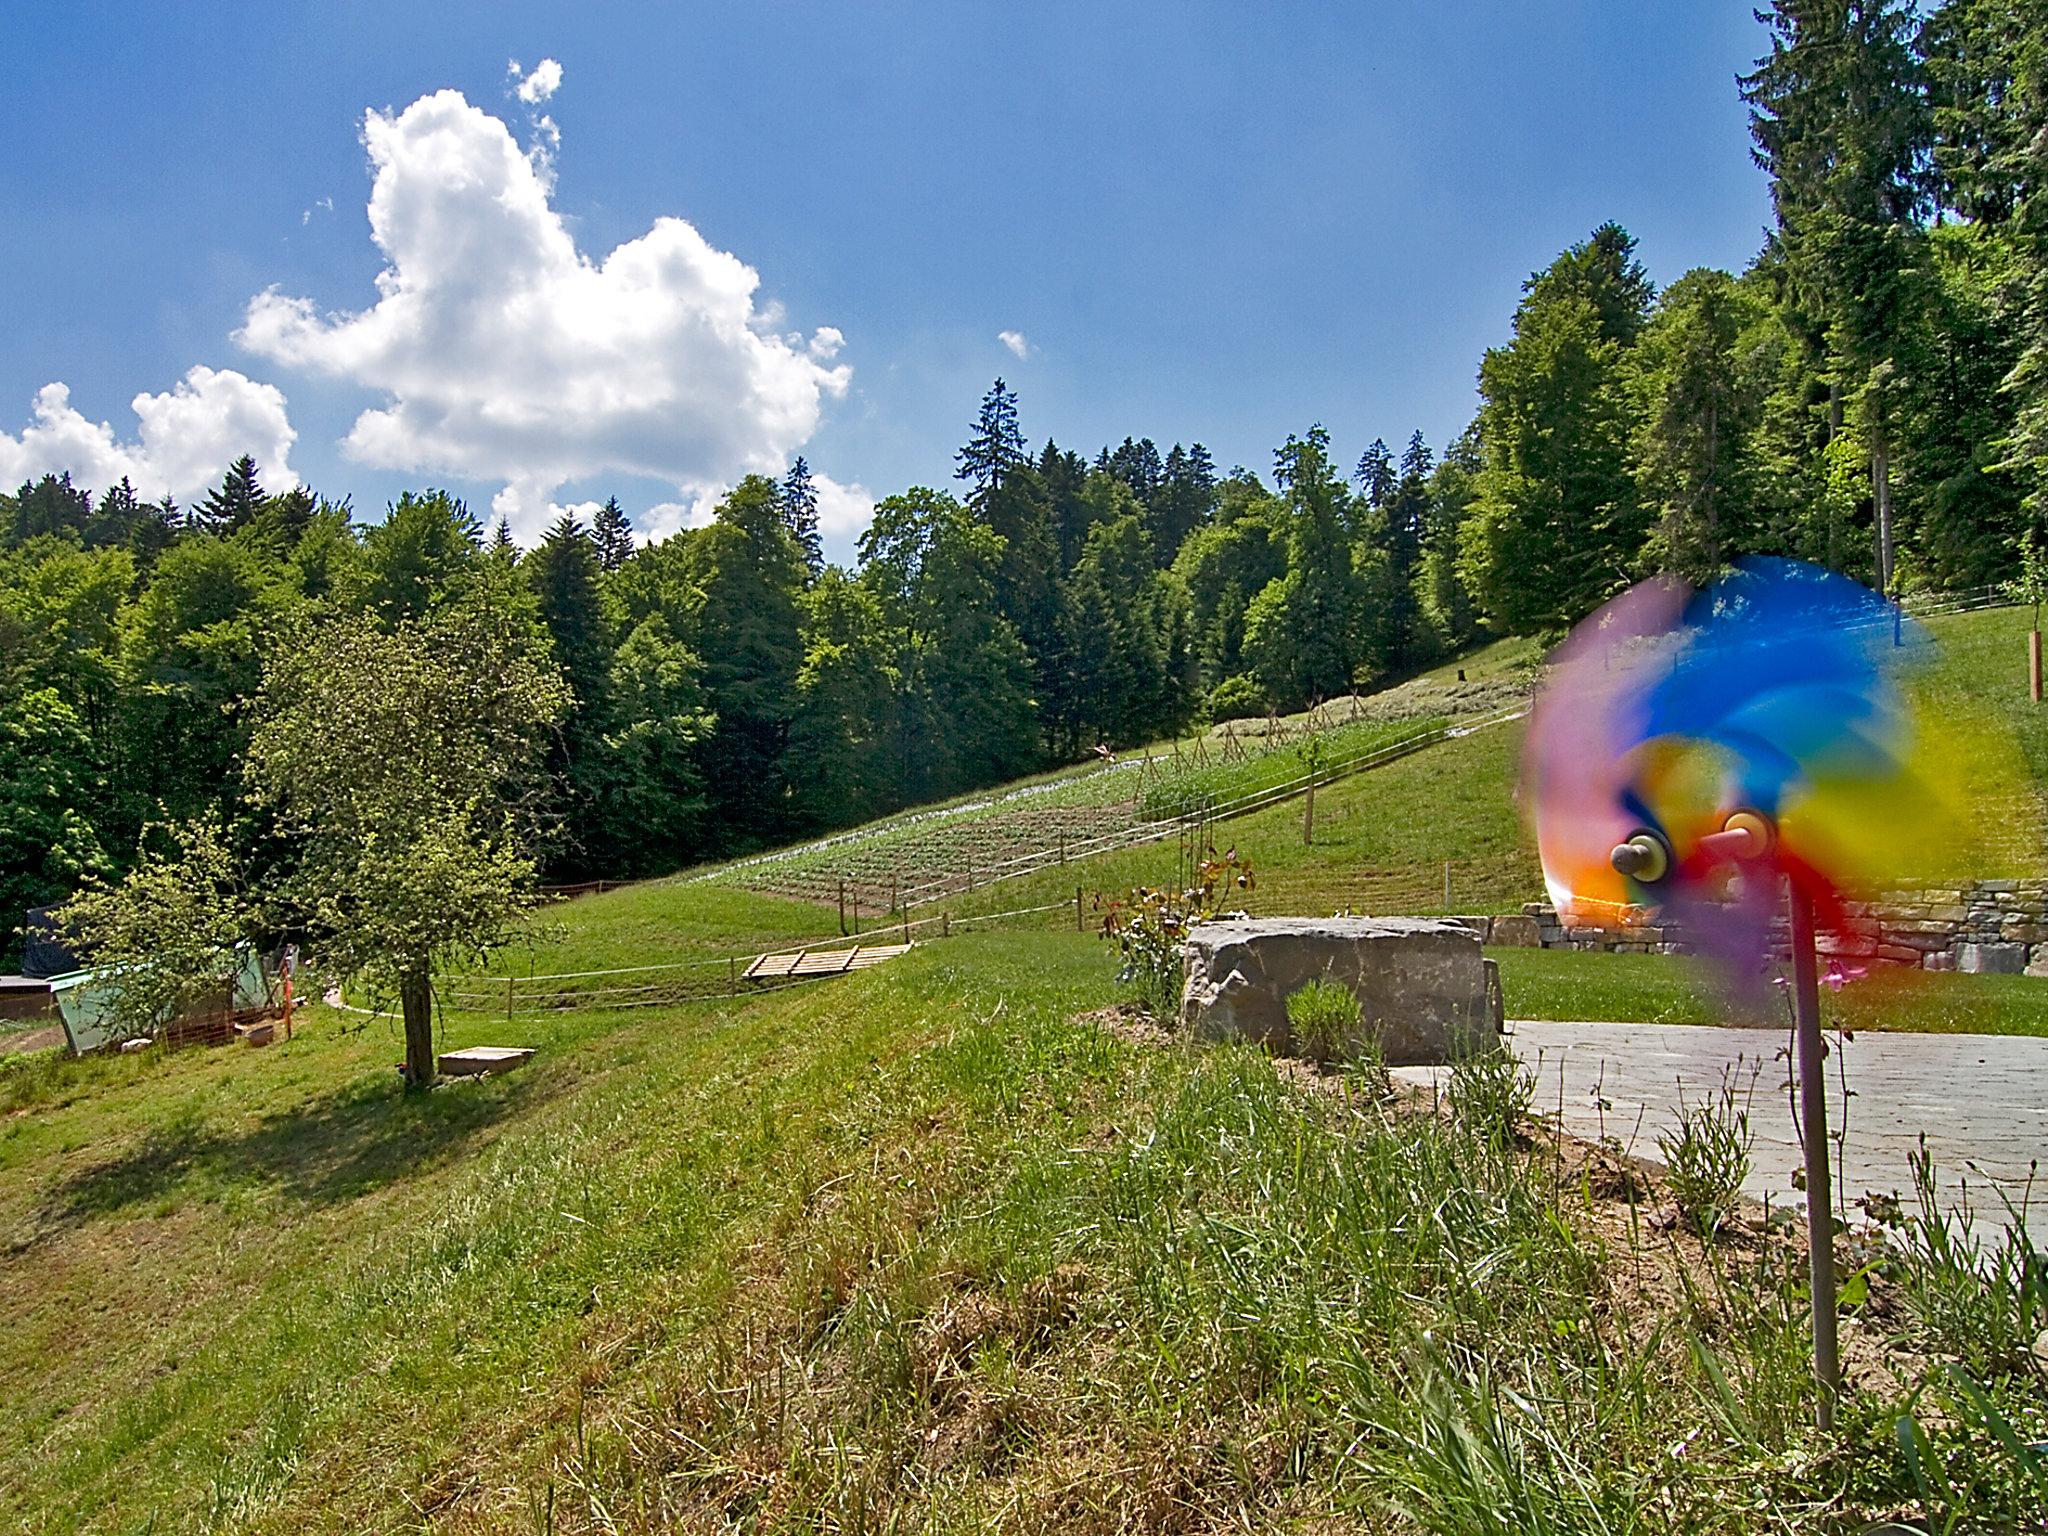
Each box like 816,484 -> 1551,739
244,606 -> 569,1086
63,603 -> 567,1087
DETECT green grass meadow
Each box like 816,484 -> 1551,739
4,934 -> 2043,1531
7,615 -> 2048,1531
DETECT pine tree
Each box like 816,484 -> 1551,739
1354,439 -> 1397,509
89,477 -> 142,549
1630,269 -> 1769,582
955,379 -> 1027,497
9,472 -> 91,543
690,476 -> 809,840
592,496 -> 635,573
491,516 -> 518,557
1742,0 -> 1933,590
530,514 -> 613,713
780,457 -> 823,575
1248,426 -> 1363,704
1150,442 -> 1218,561
196,455 -> 265,534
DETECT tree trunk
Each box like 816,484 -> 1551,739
1869,364 -> 1896,595
400,967 -> 436,1090
1871,435 -> 1894,596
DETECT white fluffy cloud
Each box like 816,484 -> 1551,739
239,86 -> 849,539
999,329 -> 1031,359
0,368 -> 298,502
814,472 -> 875,538
510,57 -> 562,104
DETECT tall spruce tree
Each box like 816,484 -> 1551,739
196,455 -> 265,534
1742,0 -> 1933,590
1245,426 -> 1363,705
1354,439 -> 1397,509
781,456 -> 824,575
592,496 -> 635,573
689,476 -> 808,845
1149,442 -> 1218,561
955,379 -> 1027,498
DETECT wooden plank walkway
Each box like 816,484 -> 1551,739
743,943 -> 912,983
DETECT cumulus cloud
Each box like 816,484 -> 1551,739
509,57 -> 562,104
0,368 -> 298,502
814,472 -> 874,538
999,329 -> 1031,360
239,88 -> 849,540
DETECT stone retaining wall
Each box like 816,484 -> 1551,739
1459,879 -> 2048,978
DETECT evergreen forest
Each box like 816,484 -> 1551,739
4,0 -> 2045,963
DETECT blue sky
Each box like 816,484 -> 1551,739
0,2 -> 1773,560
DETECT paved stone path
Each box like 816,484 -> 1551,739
1398,1020 -> 2048,1241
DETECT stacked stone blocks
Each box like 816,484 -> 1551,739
1469,878 -> 2048,978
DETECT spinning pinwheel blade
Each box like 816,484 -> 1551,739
1523,557 -> 1970,1432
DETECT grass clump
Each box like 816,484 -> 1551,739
1656,1069 -> 1755,1239
1883,1139 -> 2048,1380
1284,976 -> 1359,1062
1445,1043 -> 1536,1150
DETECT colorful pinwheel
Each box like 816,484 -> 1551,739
1524,557 -> 1971,978
1521,555 -> 1988,1432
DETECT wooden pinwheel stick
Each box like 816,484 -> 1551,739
1787,882 -> 1840,1433
1608,809 -> 1837,1432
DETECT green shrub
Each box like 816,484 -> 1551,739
1108,895 -> 1186,1022
1286,977 -> 1361,1063
1205,674 -> 1269,722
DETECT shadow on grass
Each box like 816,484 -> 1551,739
39,1068 -> 546,1228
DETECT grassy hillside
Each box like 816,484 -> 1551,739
441,603 -> 2048,1031
3,936 -> 2041,1530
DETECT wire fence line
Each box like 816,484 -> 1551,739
428,706 -> 1531,1019
894,705 -> 1528,909
432,894 -> 1089,1019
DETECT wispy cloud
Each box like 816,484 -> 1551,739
508,57 -> 563,104
999,329 -> 1031,360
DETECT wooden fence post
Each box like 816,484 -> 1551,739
506,976 -> 514,1022
942,911 -> 951,939
902,903 -> 911,945
838,879 -> 847,936
728,957 -> 737,997
851,887 -> 860,935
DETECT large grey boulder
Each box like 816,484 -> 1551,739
1181,917 -> 1499,1066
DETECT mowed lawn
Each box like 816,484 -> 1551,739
1492,946 -> 2048,1035
5,932 -> 2044,1531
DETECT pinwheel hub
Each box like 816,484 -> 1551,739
1606,809 -> 1775,887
